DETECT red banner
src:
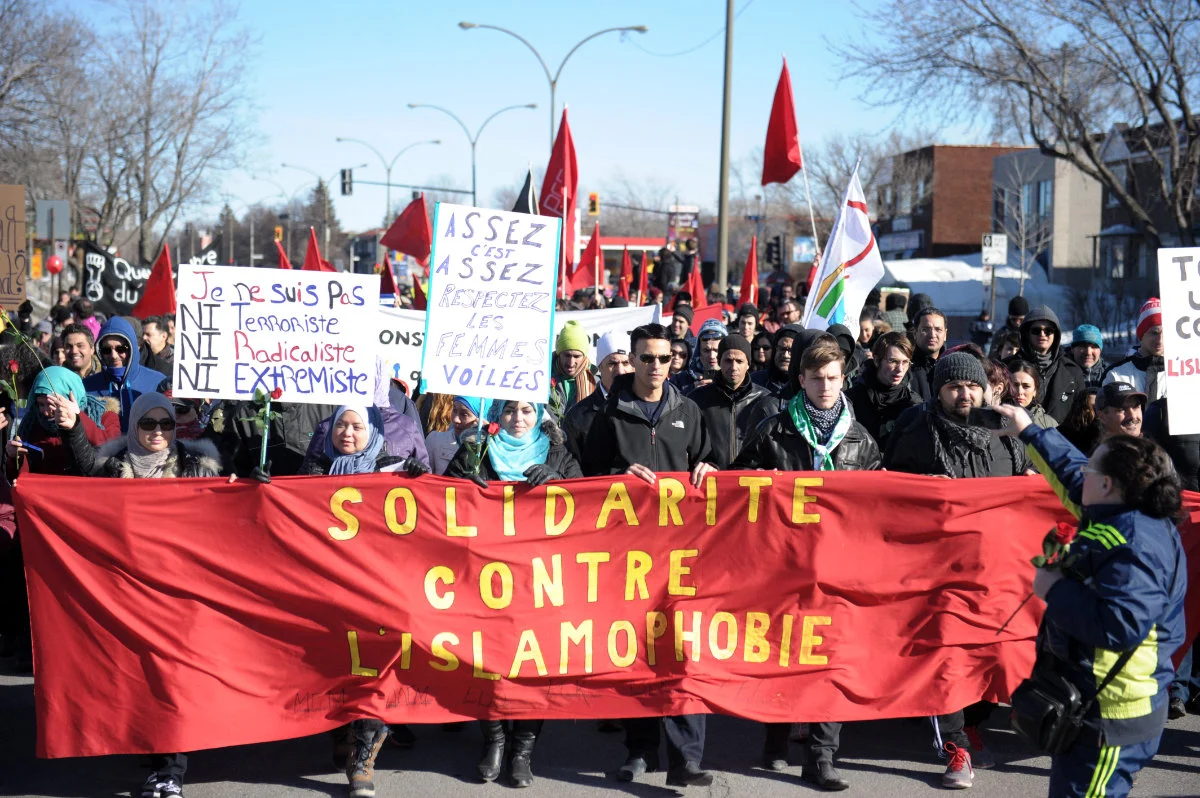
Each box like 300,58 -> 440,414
15,472 -> 1200,759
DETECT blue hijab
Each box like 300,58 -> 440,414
323,405 -> 385,475
486,400 -> 550,481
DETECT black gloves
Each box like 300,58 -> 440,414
523,464 -> 562,487
403,457 -> 431,478
469,473 -> 490,490
251,461 -> 272,484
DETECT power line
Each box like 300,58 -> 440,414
629,0 -> 756,58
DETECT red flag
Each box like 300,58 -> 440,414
302,228 -> 334,272
637,251 -> 650,305
540,108 -> 578,296
132,243 -> 176,318
740,235 -> 760,306
381,194 -> 432,266
617,247 -> 632,301
688,254 -> 707,309
413,275 -> 427,311
379,255 -> 399,296
762,57 -> 803,186
567,222 -> 601,295
274,240 -> 292,270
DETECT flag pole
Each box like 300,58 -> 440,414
801,167 -> 820,252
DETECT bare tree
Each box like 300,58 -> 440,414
994,158 -> 1055,295
0,0 -> 76,147
594,173 -> 676,238
832,0 -> 1200,246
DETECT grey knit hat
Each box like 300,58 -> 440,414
932,352 -> 989,395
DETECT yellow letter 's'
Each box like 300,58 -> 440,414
430,632 -> 460,671
328,487 -> 362,540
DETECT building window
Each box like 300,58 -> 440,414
884,185 -> 893,213
1108,163 -> 1127,208
993,188 -> 1006,228
1102,239 -> 1126,279
1037,180 -> 1052,219
1021,183 -> 1035,218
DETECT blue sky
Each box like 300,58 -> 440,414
83,0 -> 968,231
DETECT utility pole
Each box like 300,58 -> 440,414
715,0 -> 735,294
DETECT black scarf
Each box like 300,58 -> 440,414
926,400 -> 994,477
864,368 -> 912,407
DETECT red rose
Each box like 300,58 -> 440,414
487,422 -> 500,436
7,360 -> 16,374
1054,522 -> 1077,546
270,387 -> 283,400
550,378 -> 557,388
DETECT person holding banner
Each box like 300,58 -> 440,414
63,391 -> 222,798
425,396 -> 481,475
586,323 -> 716,789
6,366 -> 120,479
445,400 -> 581,788
549,321 -> 597,417
733,335 -> 881,791
83,317 -> 169,432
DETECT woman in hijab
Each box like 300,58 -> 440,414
446,399 -> 581,787
62,391 -> 220,798
6,366 -> 120,478
424,396 -> 480,475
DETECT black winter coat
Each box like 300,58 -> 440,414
586,374 -> 711,476
66,422 -> 223,479
562,389 -> 608,476
908,345 -> 943,402
1019,306 -> 1085,424
844,369 -> 923,449
732,409 -> 882,472
883,402 -> 1031,477
688,377 -> 775,469
445,419 -> 583,482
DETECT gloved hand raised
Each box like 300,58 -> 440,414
403,457 -> 431,477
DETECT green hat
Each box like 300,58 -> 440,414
555,320 -> 590,355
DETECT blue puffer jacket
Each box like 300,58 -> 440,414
1020,425 -> 1188,746
83,316 -> 170,432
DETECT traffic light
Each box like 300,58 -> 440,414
587,192 -> 599,216
273,226 -> 283,242
766,235 -> 782,266
340,169 -> 353,196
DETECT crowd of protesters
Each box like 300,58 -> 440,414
0,272 -> 1193,798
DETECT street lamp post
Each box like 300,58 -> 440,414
458,21 -> 648,152
406,103 -> 536,207
334,138 -> 441,225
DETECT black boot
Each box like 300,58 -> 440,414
509,728 -> 537,788
477,720 -> 506,782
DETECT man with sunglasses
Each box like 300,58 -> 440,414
83,316 -> 169,433
587,322 -> 715,789
1018,306 -> 1084,424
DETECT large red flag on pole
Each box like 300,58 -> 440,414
740,235 -> 760,306
132,243 -> 176,318
567,221 -> 601,296
540,108 -> 578,298
688,254 -> 707,309
380,194 -> 432,266
637,251 -> 650,305
379,254 -> 399,296
762,57 -> 802,186
412,274 -> 427,311
274,240 -> 292,270
617,247 -> 632,301
302,227 -> 334,272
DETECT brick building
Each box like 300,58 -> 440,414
874,144 -> 1027,260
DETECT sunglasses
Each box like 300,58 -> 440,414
137,418 -> 176,432
753,344 -> 772,350
1030,325 -> 1054,335
100,344 -> 130,354
638,354 -> 673,365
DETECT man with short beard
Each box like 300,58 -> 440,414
672,319 -> 726,394
845,331 -> 922,449
61,323 -> 100,379
688,334 -> 773,468
1018,305 -> 1085,423
1103,298 -> 1165,402
884,352 -> 1031,788
1094,381 -> 1145,444
1068,324 -> 1106,388
908,307 -> 947,401
751,326 -> 800,397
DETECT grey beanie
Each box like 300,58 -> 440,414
932,352 -> 989,395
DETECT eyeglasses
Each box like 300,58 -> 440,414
137,418 -> 176,432
1029,325 -> 1054,336
638,354 -> 673,365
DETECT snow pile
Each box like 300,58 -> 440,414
878,253 -> 1070,317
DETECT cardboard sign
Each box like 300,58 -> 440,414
0,185 -> 28,310
420,203 -> 561,402
1158,247 -> 1200,435
377,304 -> 661,390
173,265 -> 381,404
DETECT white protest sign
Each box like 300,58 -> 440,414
377,304 -> 661,389
173,264 -> 381,404
420,203 -> 561,402
1158,247 -> 1200,435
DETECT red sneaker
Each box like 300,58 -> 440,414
942,742 -> 974,789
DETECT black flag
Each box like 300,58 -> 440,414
511,168 -> 539,215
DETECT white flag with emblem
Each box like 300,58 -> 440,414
801,165 -> 885,331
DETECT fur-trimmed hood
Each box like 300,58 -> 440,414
94,436 -> 222,479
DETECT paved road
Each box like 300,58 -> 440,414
1,674 -> 1197,797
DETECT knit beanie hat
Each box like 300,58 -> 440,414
555,320 -> 590,354
718,333 -> 751,361
737,303 -> 759,319
932,351 -> 989,395
673,304 -> 694,324
1136,298 -> 1161,340
1070,324 -> 1103,350
1008,295 -> 1030,317
696,319 -> 728,341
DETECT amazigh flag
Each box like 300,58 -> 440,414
511,168 -> 539,215
801,165 -> 884,331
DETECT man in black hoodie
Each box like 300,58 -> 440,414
1018,305 -> 1084,424
908,307 -> 947,401
689,334 -> 774,468
845,331 -> 922,449
751,325 -> 801,397
587,323 -> 716,789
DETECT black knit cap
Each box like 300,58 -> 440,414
718,333 -> 752,361
737,303 -> 759,319
932,351 -> 989,395
1008,296 -> 1030,317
